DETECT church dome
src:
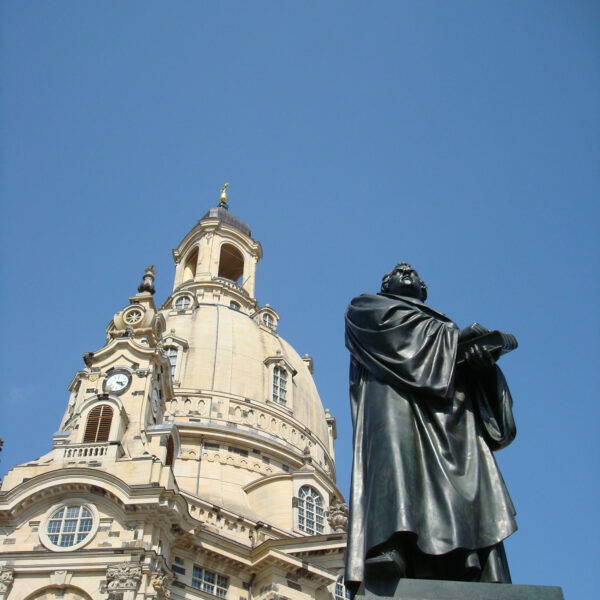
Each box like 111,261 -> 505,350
159,196 -> 339,526
0,189 -> 347,600
164,302 -> 330,454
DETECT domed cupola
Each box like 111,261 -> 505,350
156,186 -> 342,531
170,184 -> 262,312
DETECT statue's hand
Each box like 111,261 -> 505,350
464,343 -> 496,370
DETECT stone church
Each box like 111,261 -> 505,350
0,189 -> 348,600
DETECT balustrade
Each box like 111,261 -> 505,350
63,442 -> 119,459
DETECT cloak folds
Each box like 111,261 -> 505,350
344,293 -> 517,585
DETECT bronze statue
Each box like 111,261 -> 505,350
345,263 -> 517,591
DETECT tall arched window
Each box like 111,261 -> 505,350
298,486 -> 324,535
83,405 -> 113,443
183,247 -> 198,281
218,243 -> 244,283
272,366 -> 287,405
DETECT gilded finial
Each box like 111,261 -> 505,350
219,183 -> 229,208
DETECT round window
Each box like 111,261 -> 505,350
40,500 -> 99,552
124,309 -> 143,324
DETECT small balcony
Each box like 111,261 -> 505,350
62,441 -> 122,460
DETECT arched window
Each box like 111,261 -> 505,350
183,247 -> 198,281
218,243 -> 244,283
164,347 -> 178,380
262,313 -> 274,329
298,486 -> 324,535
272,366 -> 287,405
175,296 -> 191,310
83,405 -> 113,443
166,436 -> 175,467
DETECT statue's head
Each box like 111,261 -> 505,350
381,262 -> 428,301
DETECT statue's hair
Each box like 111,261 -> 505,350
381,262 -> 428,300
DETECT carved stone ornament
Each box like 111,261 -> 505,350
0,568 -> 14,596
327,498 -> 349,533
151,569 -> 174,599
106,562 -> 142,591
50,570 -> 73,587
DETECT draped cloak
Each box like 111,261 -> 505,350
344,293 -> 517,585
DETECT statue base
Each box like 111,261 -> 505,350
354,578 -> 564,600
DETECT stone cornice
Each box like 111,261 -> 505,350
162,280 -> 258,311
173,419 -> 339,493
242,469 -> 340,499
169,526 -> 339,585
85,336 -> 169,365
0,469 -> 197,530
173,219 -> 262,264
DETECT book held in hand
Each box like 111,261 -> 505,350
456,322 -> 518,365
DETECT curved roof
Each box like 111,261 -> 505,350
170,304 -> 330,450
201,205 -> 252,237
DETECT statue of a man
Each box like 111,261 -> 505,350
344,263 -> 517,590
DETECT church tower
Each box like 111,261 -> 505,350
0,188 -> 348,600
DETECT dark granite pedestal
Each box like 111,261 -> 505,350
355,578 -> 565,600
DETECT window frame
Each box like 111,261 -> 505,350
257,307 -> 279,333
161,334 -> 189,386
164,346 -> 179,381
174,295 -> 192,311
83,404 -> 114,443
39,499 -> 99,552
272,366 -> 288,406
333,575 -> 351,600
191,565 -> 229,598
297,485 -> 325,535
263,356 -> 296,411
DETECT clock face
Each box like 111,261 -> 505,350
151,388 -> 160,414
105,371 -> 131,394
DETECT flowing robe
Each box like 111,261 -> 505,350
344,293 -> 517,585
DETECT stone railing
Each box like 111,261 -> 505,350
211,276 -> 249,297
63,442 -> 121,460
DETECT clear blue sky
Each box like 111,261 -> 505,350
1,2 -> 598,596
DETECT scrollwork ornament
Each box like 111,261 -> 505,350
106,562 -> 142,591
